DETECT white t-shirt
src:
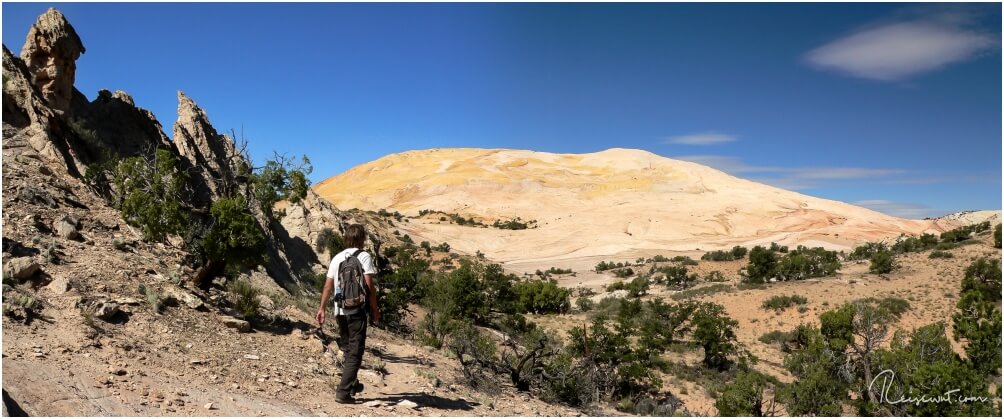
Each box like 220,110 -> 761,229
326,248 -> 378,315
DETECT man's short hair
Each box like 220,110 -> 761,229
345,224 -> 366,249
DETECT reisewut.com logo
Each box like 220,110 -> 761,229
870,370 -> 993,406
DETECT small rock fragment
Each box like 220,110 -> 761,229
222,317 -> 251,332
396,400 -> 419,409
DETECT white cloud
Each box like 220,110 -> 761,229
664,132 -> 737,146
853,199 -> 942,219
805,13 -> 996,81
673,155 -> 904,190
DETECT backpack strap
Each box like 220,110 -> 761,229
351,248 -> 364,258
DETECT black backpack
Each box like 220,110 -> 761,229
338,249 -> 368,312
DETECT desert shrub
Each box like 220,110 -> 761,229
758,330 -> 791,344
716,370 -> 778,416
612,267 -> 635,278
890,234 -> 939,254
868,250 -> 894,274
138,284 -> 163,314
671,256 -> 699,266
376,248 -> 432,332
200,195 -> 267,270
702,250 -> 735,261
492,217 -> 536,230
576,296 -> 595,312
446,321 -> 499,392
227,280 -> 261,320
953,291 -> 1002,377
249,154 -> 312,220
314,227 -> 345,256
512,279 -> 571,314
761,294 -> 808,311
546,267 -> 574,275
703,247 -> 747,262
111,149 -> 190,242
928,250 -> 953,259
848,242 -> 887,260
774,246 -> 840,281
995,224 -> 1002,248
670,284 -> 732,301
854,297 -> 910,318
872,322 -> 997,416
691,302 -> 746,370
657,266 -> 696,289
705,270 -> 727,282
960,257 -> 1001,301
744,246 -> 777,283
652,255 -> 670,262
595,260 -> 628,272
769,242 -> 788,253
433,242 -> 451,252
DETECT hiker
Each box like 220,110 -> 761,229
316,223 -> 381,404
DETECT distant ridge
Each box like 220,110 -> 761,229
315,148 -> 960,262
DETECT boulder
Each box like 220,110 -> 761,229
162,286 -> 204,310
45,275 -> 71,294
221,316 -> 251,333
53,215 -> 79,240
3,257 -> 40,281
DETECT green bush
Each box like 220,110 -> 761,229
314,227 -> 344,255
702,246 -> 748,262
576,295 -> 595,312
691,302 -> 745,370
671,256 -> 699,266
716,371 -> 776,416
848,242 -> 888,260
868,250 -> 894,274
761,294 -> 808,311
657,266 -> 696,289
249,154 -> 312,220
200,196 -> 267,270
960,258 -> 1001,301
994,223 -> 1002,248
744,246 -> 777,283
774,246 -> 840,281
512,279 -> 571,314
111,149 -> 190,242
612,267 -> 635,278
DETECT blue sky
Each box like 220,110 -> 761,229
3,2 -> 1000,218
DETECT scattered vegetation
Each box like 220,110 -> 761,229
227,280 -> 261,321
701,246 -> 748,261
761,294 -> 808,311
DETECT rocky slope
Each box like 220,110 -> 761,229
315,148 -> 965,264
3,8 -> 575,417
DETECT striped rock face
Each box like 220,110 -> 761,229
315,147 -> 954,264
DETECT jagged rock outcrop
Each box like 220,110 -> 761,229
69,89 -> 172,159
173,91 -> 244,203
19,8 -> 84,113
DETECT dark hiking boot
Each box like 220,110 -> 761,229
335,394 -> 356,404
352,382 -> 364,395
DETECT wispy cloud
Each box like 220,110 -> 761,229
805,9 -> 997,81
674,155 -> 905,190
853,199 -> 943,219
664,132 -> 737,146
